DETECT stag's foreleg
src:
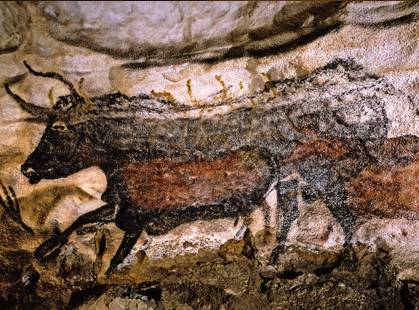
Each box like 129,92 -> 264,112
106,230 -> 143,275
0,181 -> 34,235
34,203 -> 116,261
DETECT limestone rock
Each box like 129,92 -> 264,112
0,1 -> 418,309
35,2 -> 418,65
0,2 -> 29,53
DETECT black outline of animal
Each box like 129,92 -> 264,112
3,58 -> 416,273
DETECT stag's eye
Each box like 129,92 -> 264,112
51,121 -> 69,132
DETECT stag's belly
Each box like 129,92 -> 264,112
118,149 -> 273,211
346,161 -> 419,219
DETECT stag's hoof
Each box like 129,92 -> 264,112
269,244 -> 286,265
104,264 -> 117,277
34,235 -> 66,261
20,266 -> 40,288
259,265 -> 277,279
234,225 -> 248,241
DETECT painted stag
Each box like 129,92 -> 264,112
2,59 -> 417,273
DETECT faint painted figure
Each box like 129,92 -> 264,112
2,59 -> 417,272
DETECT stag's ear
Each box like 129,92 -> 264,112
54,96 -> 75,112
51,121 -> 69,132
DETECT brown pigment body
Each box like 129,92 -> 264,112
279,137 -> 419,219
282,138 -> 351,164
119,150 -> 272,210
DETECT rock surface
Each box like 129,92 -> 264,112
0,1 -> 418,309
0,2 -> 28,53
36,1 -> 418,65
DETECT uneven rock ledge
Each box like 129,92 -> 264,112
0,1 -> 418,309
1,231 -> 418,309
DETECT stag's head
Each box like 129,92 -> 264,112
4,62 -> 99,184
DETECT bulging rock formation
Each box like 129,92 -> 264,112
0,1 -> 418,309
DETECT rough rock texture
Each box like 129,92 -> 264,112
36,1 -> 418,65
0,1 -> 418,309
0,2 -> 28,53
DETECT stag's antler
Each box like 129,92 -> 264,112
4,61 -> 86,119
23,61 -> 83,104
3,73 -> 52,121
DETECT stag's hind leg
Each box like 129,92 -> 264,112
298,159 -> 358,245
270,178 -> 300,263
322,179 -> 357,245
234,215 -> 253,240
35,203 -> 115,260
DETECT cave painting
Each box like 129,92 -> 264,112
1,59 -> 418,273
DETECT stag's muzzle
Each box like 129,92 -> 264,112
21,165 -> 41,184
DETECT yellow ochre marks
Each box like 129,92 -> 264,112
261,72 -> 270,81
78,78 -> 90,103
150,90 -> 178,108
270,87 -> 277,98
186,79 -> 198,106
78,77 -> 84,89
48,88 -> 54,106
215,75 -> 229,99
250,97 -> 259,108
77,77 -> 93,112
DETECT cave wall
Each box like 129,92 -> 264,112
0,1 -> 418,309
